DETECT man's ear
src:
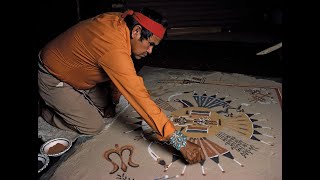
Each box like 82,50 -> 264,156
131,25 -> 142,39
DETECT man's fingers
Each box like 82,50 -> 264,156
182,141 -> 206,164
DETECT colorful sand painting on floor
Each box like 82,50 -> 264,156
48,66 -> 282,180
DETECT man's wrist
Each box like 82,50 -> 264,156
168,130 -> 187,151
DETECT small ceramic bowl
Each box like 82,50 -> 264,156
40,138 -> 72,157
38,153 -> 50,173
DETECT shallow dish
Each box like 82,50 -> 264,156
40,138 -> 72,157
38,153 -> 50,173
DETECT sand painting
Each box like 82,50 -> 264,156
48,67 -> 282,180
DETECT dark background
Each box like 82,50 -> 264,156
35,0 -> 285,78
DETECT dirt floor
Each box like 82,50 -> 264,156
40,65 -> 281,180
38,40 -> 283,179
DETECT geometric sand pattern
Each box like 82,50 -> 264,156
47,66 -> 282,180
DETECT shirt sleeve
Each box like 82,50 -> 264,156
99,50 -> 176,141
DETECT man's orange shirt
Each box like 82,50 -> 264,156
40,12 -> 175,140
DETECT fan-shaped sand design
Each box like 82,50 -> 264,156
124,91 -> 275,175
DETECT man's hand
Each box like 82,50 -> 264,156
103,81 -> 123,118
179,140 -> 206,164
103,104 -> 116,118
110,82 -> 122,105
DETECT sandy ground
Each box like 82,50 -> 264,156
42,66 -> 282,180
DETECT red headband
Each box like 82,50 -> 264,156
122,10 -> 166,39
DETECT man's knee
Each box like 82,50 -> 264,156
77,120 -> 105,135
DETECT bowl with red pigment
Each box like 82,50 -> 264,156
40,138 -> 72,157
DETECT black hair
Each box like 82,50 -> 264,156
124,7 -> 168,41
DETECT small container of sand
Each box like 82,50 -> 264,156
40,138 -> 72,157
38,153 -> 50,173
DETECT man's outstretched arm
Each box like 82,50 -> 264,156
100,52 -> 206,164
